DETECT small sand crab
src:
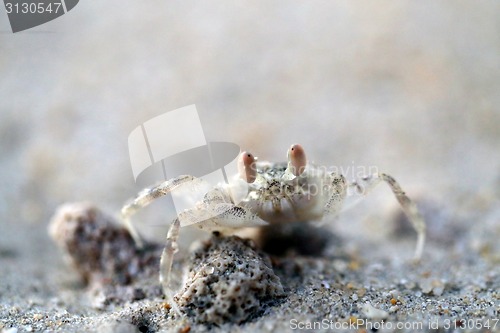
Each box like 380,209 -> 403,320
121,144 -> 425,305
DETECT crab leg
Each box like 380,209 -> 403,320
159,217 -> 182,315
120,175 -> 197,248
350,173 -> 426,261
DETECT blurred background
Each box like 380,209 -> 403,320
1,1 -> 499,276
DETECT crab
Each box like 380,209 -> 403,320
121,144 -> 425,307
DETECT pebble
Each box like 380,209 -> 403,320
351,293 -> 358,301
389,289 -> 400,298
433,285 -> 444,296
432,280 -> 445,296
360,303 -> 388,319
9,307 -> 20,315
419,280 -> 433,294
389,305 -> 399,313
332,260 -> 347,272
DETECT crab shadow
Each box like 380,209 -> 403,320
255,222 -> 348,298
258,222 -> 342,257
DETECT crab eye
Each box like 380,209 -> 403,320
288,144 -> 307,176
238,151 -> 257,183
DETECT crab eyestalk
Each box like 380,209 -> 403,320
238,151 -> 257,183
287,144 -> 307,176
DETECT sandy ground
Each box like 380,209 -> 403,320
1,1 -> 499,332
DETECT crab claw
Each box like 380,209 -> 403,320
238,151 -> 257,183
288,144 -> 307,176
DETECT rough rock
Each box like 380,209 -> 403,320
48,202 -> 162,293
175,234 -> 285,326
